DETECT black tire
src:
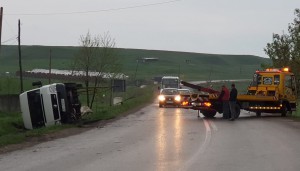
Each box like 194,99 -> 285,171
281,104 -> 287,117
159,104 -> 163,108
202,111 -> 217,118
256,111 -> 261,117
235,104 -> 241,118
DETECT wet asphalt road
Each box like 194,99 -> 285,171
1,102 -> 300,171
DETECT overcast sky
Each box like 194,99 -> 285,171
1,0 -> 300,57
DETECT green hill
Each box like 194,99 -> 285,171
0,45 -> 271,81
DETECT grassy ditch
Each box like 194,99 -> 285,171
0,85 -> 156,148
82,85 -> 156,122
293,100 -> 300,117
0,112 -> 76,148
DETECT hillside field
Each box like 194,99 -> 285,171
0,45 -> 270,83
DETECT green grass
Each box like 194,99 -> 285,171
84,85 -> 156,122
0,111 -> 76,147
293,100 -> 300,117
0,112 -> 25,146
0,76 -> 54,94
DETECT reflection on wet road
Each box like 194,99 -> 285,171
156,108 -> 183,171
1,103 -> 300,171
156,108 -> 166,171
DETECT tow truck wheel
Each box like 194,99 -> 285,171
235,104 -> 241,118
256,112 -> 261,117
281,104 -> 287,117
202,111 -> 217,118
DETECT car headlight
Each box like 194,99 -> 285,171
49,85 -> 57,93
175,95 -> 181,102
158,95 -> 166,101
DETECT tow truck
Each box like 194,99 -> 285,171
181,67 -> 297,118
238,67 -> 297,117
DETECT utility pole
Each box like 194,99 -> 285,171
0,7 -> 3,55
49,49 -> 52,84
134,59 -> 139,86
18,19 -> 23,93
110,79 -> 113,106
178,64 -> 181,78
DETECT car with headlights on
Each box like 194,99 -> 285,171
158,88 -> 181,108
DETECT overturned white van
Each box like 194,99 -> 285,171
19,83 -> 81,129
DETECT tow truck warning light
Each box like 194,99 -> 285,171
259,67 -> 290,73
282,67 -> 289,72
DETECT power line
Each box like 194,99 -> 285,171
4,17 -> 16,35
6,0 -> 182,16
2,35 -> 17,44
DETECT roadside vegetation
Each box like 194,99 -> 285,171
264,8 -> 300,117
0,83 -> 156,148
264,8 -> 300,86
0,112 -> 73,147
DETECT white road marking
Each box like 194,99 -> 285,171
208,119 -> 218,131
180,118 -> 213,171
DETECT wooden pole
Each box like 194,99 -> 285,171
0,7 -> 3,55
134,60 -> 139,86
110,79 -> 113,106
49,49 -> 52,84
18,19 -> 23,93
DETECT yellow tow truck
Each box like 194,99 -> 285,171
237,67 -> 297,116
182,67 -> 297,118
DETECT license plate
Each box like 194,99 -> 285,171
166,101 -> 173,104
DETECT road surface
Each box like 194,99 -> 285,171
1,102 -> 300,171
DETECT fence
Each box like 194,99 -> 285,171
0,94 -> 20,112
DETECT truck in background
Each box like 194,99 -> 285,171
160,76 -> 181,89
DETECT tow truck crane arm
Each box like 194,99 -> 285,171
181,81 -> 220,94
180,81 -> 222,118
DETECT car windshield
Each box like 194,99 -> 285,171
161,89 -> 178,95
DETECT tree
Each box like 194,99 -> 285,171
264,9 -> 300,76
289,9 -> 300,75
264,32 -> 291,67
72,31 -> 120,108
